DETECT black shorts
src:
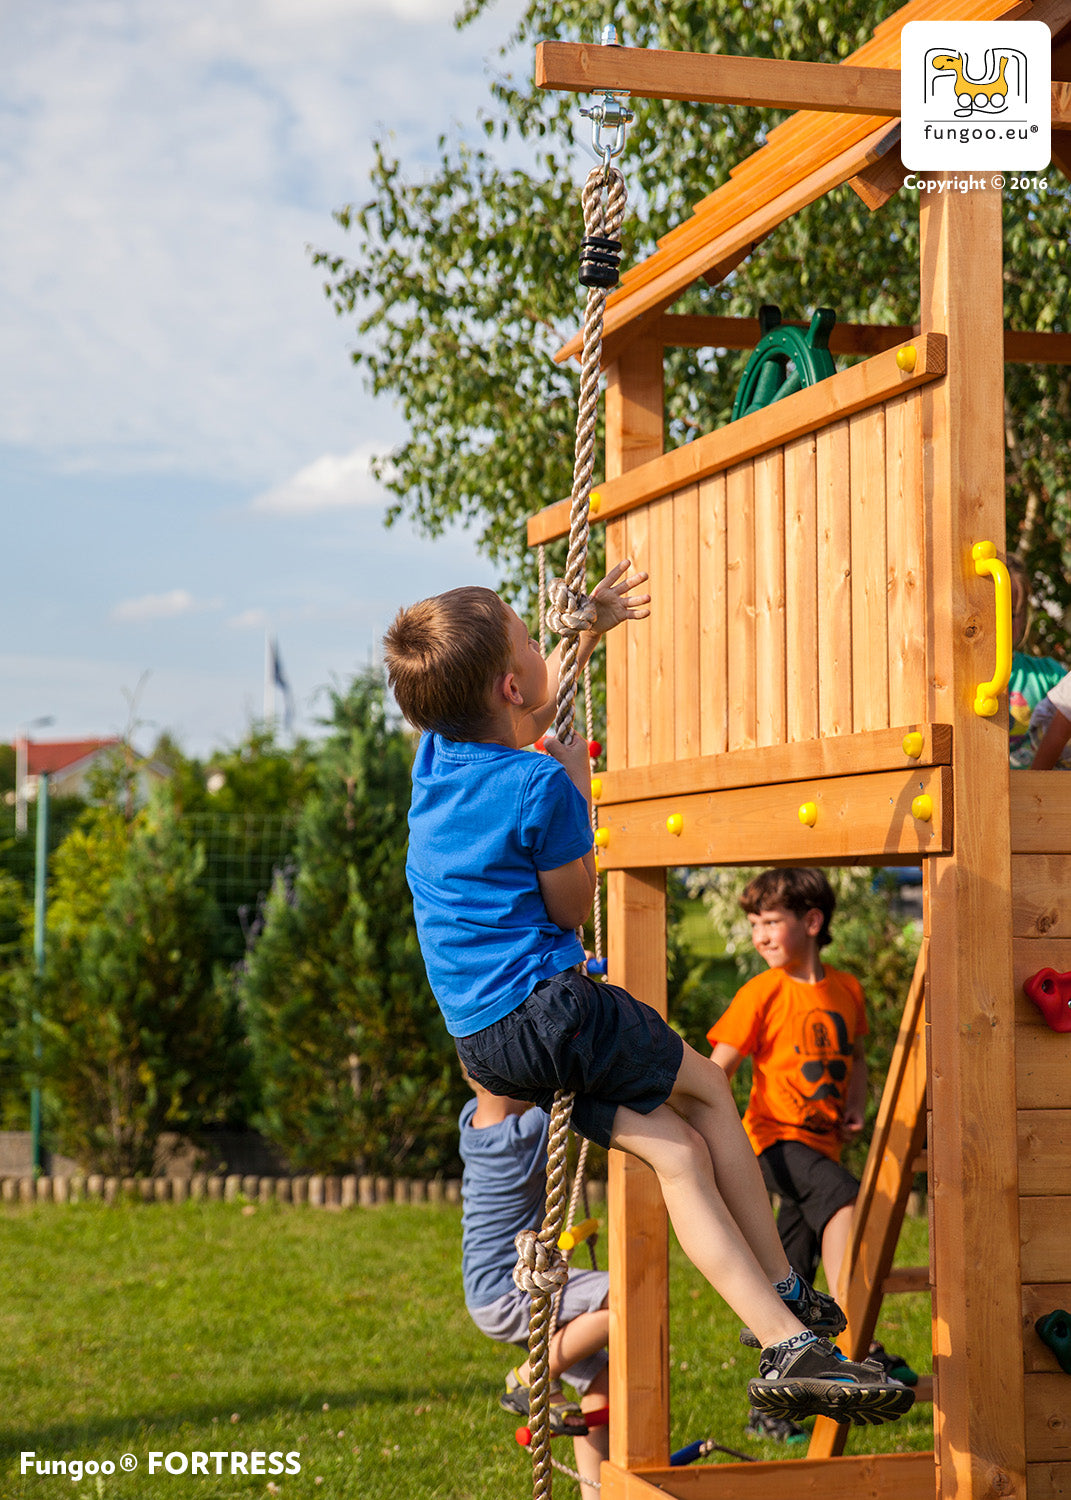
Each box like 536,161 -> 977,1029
455,970 -> 683,1149
758,1140 -> 859,1281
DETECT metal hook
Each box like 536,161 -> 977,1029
579,22 -> 632,179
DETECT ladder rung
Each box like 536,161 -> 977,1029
883,1264 -> 930,1294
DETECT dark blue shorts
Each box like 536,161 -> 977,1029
454,970 -> 683,1149
758,1140 -> 859,1280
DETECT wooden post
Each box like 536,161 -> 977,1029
919,179 -> 1025,1500
606,868 -> 670,1474
604,337 -> 663,774
602,336 -> 669,1475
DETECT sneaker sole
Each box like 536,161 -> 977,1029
747,1377 -> 915,1427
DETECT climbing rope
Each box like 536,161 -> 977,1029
514,150 -> 627,1500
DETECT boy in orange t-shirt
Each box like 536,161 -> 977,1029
708,868 -> 866,1307
708,868 -> 910,1440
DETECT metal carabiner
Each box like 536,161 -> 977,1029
580,94 -> 633,178
579,24 -> 632,179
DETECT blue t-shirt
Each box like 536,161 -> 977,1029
406,734 -> 592,1037
459,1098 -> 548,1309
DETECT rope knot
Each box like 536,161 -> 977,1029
546,579 -> 597,637
513,1229 -> 569,1296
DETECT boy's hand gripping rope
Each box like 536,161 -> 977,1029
516,159 -> 626,1500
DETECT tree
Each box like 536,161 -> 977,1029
315,0 -> 1070,650
236,670 -> 463,1176
30,802 -> 235,1175
0,870 -> 30,1129
164,726 -> 317,968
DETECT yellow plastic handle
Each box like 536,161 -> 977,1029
972,541 -> 1012,717
559,1217 -> 599,1253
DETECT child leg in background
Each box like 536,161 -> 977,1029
501,1296 -> 609,1500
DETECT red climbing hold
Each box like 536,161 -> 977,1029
1023,968 -> 1071,1033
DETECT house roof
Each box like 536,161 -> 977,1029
557,0 -> 1071,363
25,739 -> 123,776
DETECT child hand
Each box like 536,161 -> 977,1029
840,1108 -> 865,1140
541,732 -> 593,796
589,559 -> 651,634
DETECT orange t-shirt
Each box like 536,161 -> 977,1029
706,966 -> 868,1163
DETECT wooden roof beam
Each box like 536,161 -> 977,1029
535,41 -> 901,116
652,314 -> 1071,363
536,41 -> 1071,124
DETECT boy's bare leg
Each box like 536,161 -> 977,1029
821,1202 -> 855,1301
610,1102 -> 804,1350
574,1367 -> 609,1500
515,1307 -> 610,1389
665,1045 -> 800,1282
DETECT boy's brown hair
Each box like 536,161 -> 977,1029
382,586 -> 514,740
740,867 -> 836,949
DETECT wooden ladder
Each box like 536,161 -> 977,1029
808,938 -> 932,1459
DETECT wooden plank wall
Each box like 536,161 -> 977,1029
615,390 -> 927,771
1009,840 -> 1071,1498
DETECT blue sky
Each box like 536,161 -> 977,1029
2,0 -> 541,757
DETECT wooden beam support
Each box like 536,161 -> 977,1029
919,175 -> 1025,1500
594,767 -> 950,870
639,314 -> 1071,364
606,870 -> 670,1473
529,336 -> 945,546
593,724 -> 951,805
599,1450 -> 936,1500
536,42 -> 1071,127
849,140 -> 908,209
535,40 -> 901,115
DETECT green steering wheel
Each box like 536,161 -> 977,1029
731,305 -> 837,422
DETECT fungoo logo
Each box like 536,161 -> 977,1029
901,21 -> 1050,169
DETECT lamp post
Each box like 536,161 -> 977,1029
14,716 -> 55,836
31,770 -> 49,1176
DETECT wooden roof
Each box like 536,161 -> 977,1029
556,0 -> 1071,364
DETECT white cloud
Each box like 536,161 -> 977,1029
228,607 -> 271,631
111,589 -> 219,623
248,444 -> 392,515
0,0 -> 525,483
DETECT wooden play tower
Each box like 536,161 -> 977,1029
526,4 -> 1071,1498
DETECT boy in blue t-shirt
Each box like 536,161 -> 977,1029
383,563 -> 912,1429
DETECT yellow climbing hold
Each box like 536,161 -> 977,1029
902,732 -> 924,759
896,346 -> 918,373
912,794 -> 933,823
666,814 -> 683,836
799,802 -> 818,827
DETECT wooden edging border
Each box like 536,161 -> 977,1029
0,1173 -> 609,1209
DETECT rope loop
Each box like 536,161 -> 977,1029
513,1229 -> 570,1296
546,578 -> 597,637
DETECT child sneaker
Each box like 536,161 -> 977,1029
748,1336 -> 915,1426
739,1277 -> 847,1348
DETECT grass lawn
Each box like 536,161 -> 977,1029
0,1199 -> 934,1499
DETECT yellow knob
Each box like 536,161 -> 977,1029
589,491 -> 601,514
912,794 -> 933,823
594,826 -> 610,848
799,802 -> 818,827
666,813 -> 683,837
902,732 -> 924,759
594,854 -> 601,873
591,777 -> 603,801
896,345 -> 918,373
